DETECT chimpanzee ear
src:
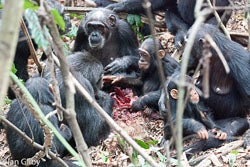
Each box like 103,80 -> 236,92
108,14 -> 116,27
158,49 -> 165,59
170,89 -> 178,99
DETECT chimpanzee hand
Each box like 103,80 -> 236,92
196,129 -> 209,140
211,128 -> 227,140
106,2 -> 126,12
104,58 -> 127,75
174,30 -> 188,50
131,97 -> 145,111
158,92 -> 167,116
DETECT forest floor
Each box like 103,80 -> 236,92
0,0 -> 249,166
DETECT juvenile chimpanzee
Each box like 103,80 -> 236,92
180,23 -> 250,154
158,72 -> 249,154
5,76 -> 75,167
103,38 -> 180,111
73,8 -> 140,75
43,51 -> 113,147
106,0 -> 231,47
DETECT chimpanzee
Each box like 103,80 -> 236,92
106,0 -> 231,47
7,0 -> 71,99
103,38 -> 180,111
73,8 -> 140,75
158,72 -> 250,154
188,23 -> 250,120
42,51 -> 113,147
180,23 -> 250,154
93,0 -> 116,7
5,76 -> 76,167
158,72 -> 214,141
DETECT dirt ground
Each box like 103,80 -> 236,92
0,0 -> 249,166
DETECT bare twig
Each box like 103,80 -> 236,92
20,18 -> 43,72
39,2 -> 91,166
206,0 -> 231,40
176,2 -> 210,166
205,34 -> 230,74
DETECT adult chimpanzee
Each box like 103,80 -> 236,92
188,23 -> 250,120
106,0 -> 231,47
5,76 -> 76,167
158,72 -> 249,154
73,8 -> 140,75
103,38 -> 180,111
180,23 -> 250,154
43,51 -> 113,147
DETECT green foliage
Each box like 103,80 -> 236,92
64,24 -> 78,38
51,9 -> 65,31
24,0 -> 39,10
101,151 -> 109,162
11,64 -> 17,74
127,14 -> 144,41
4,96 -> 12,105
69,13 -> 84,20
24,9 -> 49,50
136,139 -> 150,149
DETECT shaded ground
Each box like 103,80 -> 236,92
0,0 -> 249,166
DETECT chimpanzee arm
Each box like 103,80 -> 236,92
104,56 -> 139,74
165,10 -> 189,48
132,90 -> 161,111
73,25 -> 89,52
106,0 -> 166,13
226,49 -> 250,98
104,19 -> 140,75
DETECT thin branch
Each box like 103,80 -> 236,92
176,3 -> 209,166
0,0 -> 24,106
20,18 -> 43,72
39,2 -> 91,166
206,0 -> 231,39
205,34 -> 230,73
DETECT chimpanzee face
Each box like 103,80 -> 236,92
84,10 -> 117,49
189,87 -> 199,104
138,48 -> 151,71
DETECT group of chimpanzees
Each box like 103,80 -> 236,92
4,0 -> 250,166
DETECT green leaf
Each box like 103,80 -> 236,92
136,139 -> 150,149
70,13 -> 84,20
24,0 -> 39,10
146,140 -> 158,146
11,64 -> 17,74
127,14 -> 142,28
231,150 -> 238,155
51,9 -> 65,31
24,9 -> 49,50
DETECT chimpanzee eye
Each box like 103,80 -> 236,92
86,25 -> 94,34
